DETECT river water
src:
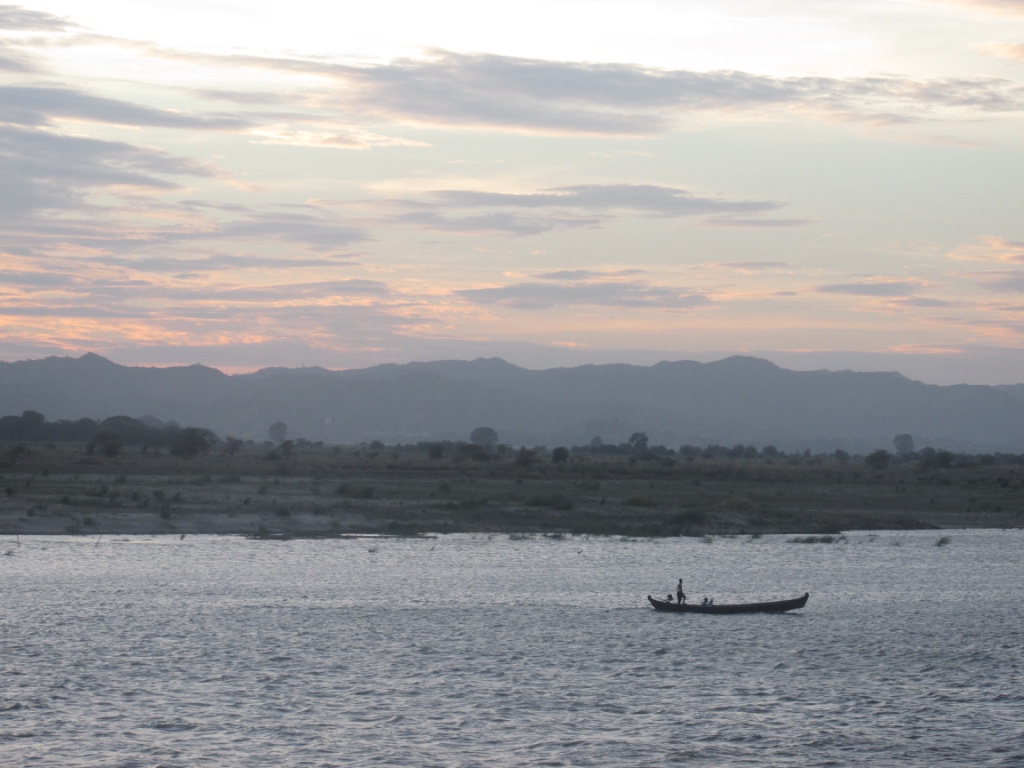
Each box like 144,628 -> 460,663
2,530 -> 1022,767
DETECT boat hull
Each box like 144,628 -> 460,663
647,592 -> 809,614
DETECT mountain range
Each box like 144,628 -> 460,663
2,353 -> 1024,453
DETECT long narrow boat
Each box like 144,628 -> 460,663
647,592 -> 809,614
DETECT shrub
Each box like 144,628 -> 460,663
91,430 -> 122,458
5,444 -> 33,465
865,450 -> 892,470
170,427 -> 214,458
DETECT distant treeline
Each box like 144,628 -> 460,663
399,436 -> 1024,470
0,411 -> 216,458
5,410 -> 1024,470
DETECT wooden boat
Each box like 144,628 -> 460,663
647,592 -> 809,614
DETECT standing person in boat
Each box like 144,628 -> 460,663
676,579 -> 686,604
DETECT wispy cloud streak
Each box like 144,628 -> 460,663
816,280 -> 924,297
74,44 -> 1024,136
378,183 -> 800,234
457,279 -> 712,309
0,6 -> 77,32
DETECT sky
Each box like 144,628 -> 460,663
2,0 -> 1024,384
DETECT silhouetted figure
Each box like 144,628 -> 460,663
701,597 -> 708,606
677,579 -> 686,604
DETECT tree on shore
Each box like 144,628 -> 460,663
170,427 -> 215,458
894,434 -> 915,457
470,426 -> 498,447
628,431 -> 649,455
865,449 -> 892,470
90,430 -> 122,458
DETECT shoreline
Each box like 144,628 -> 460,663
2,444 -> 1022,537
6,478 -> 1014,538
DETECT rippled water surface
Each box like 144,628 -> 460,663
3,530 -> 1023,767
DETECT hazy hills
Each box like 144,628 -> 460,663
2,353 -> 1024,453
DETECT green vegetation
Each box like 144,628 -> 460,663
1,438 -> 1022,538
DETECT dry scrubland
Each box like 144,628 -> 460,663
2,443 -> 1023,538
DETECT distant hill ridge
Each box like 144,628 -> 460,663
1,353 -> 1023,453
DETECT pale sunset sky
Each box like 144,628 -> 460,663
2,0 -> 1024,383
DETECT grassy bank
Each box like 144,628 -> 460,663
2,442 -> 1023,537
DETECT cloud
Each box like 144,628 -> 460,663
437,184 -> 781,217
320,53 -> 682,135
948,236 -> 1024,262
893,297 -> 959,307
126,47 -> 1024,138
0,7 -> 78,74
10,26 -> 1024,145
0,123 -> 368,253
204,279 -> 389,303
342,52 -> 1024,131
456,280 -> 711,309
938,0 -> 1024,15
982,43 -> 1024,60
0,6 -> 78,32
73,207 -> 367,256
182,49 -> 1024,136
80,205 -> 370,255
191,88 -> 288,106
382,183 -> 794,235
247,125 -> 429,150
699,215 -> 813,228
976,270 -> 1024,291
0,85 -> 251,130
209,213 -> 367,251
1,276 -> 391,317
715,261 -> 792,272
816,280 -> 923,296
391,208 -> 602,236
106,253 -> 360,274
0,125 -> 216,217
0,45 -> 38,73
535,269 -> 646,280
0,269 -> 75,287
0,304 -> 149,319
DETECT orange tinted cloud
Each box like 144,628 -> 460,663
948,236 -> 1024,263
